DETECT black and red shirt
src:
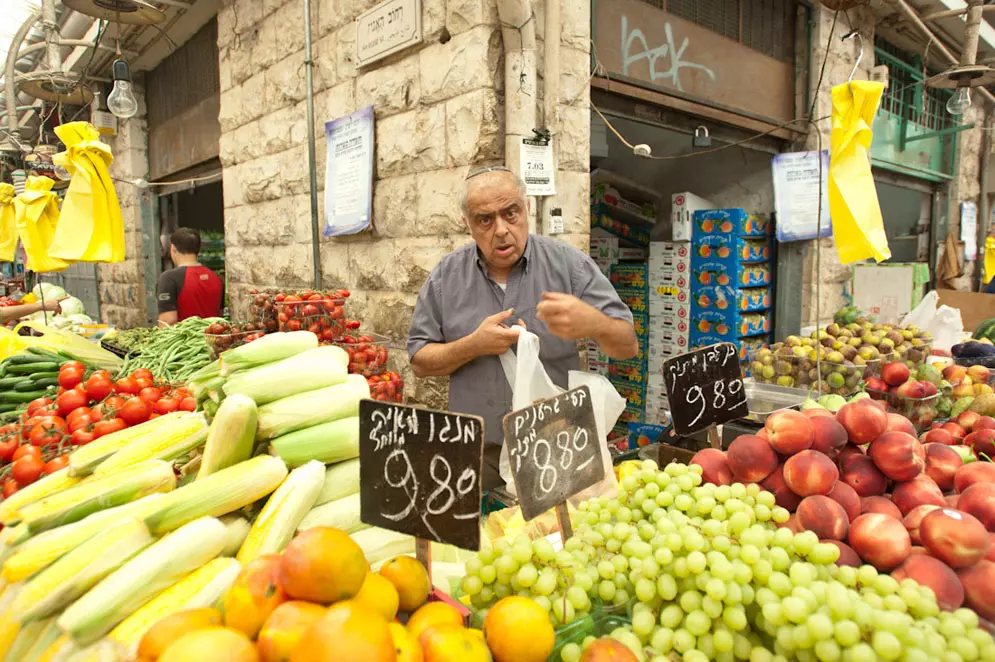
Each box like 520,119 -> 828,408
156,265 -> 223,321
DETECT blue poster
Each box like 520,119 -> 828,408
323,106 -> 374,237
772,150 -> 833,242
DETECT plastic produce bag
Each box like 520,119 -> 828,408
49,122 -> 125,263
13,176 -> 68,273
900,290 -> 963,353
0,183 -> 16,262
497,327 -> 624,501
829,81 -> 891,265
985,236 -> 995,286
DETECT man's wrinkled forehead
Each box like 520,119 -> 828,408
464,171 -> 526,213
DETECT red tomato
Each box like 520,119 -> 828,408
138,386 -> 162,403
134,377 -> 153,391
61,361 -> 84,372
66,406 -> 92,427
114,377 -> 139,395
0,423 -> 18,437
12,456 -> 44,486
92,418 -> 126,438
287,319 -> 302,332
58,366 -> 84,390
172,388 -> 192,400
29,419 -> 65,447
178,396 -> 197,412
118,398 -> 152,426
12,445 -> 41,462
43,455 -> 69,474
131,368 -> 153,381
103,396 -> 125,412
26,398 -> 53,416
0,437 -> 18,462
89,403 -> 105,420
68,414 -> 94,433
32,406 -> 62,419
55,389 -> 89,417
84,374 -> 113,401
302,304 -> 319,317
154,398 -> 179,415
70,429 -> 95,446
2,478 -> 18,498
90,370 -> 111,381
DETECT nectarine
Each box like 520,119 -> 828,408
848,513 -> 912,571
810,417 -> 848,458
837,400 -> 888,445
827,481 -> 861,522
957,482 -> 995,532
860,495 -> 902,520
841,456 -> 889,497
924,443 -> 964,492
868,431 -> 925,482
690,448 -> 733,486
885,413 -> 917,436
726,435 -> 777,483
920,428 -> 955,446
891,475 -> 945,516
892,556 -> 965,611
822,539 -> 862,567
919,508 -> 992,568
796,495 -> 849,541
965,429 -> 995,459
783,450 -> 839,497
902,504 -> 941,545
957,560 -> 995,622
954,462 -> 995,494
760,463 -> 802,512
765,410 -> 815,455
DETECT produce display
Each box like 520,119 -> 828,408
367,371 -> 404,403
247,288 -> 352,337
333,332 -> 389,376
116,317 -> 224,383
862,360 -> 942,432
22,281 -> 94,332
203,320 -> 268,360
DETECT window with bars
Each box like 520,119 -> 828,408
874,37 -> 956,133
634,0 -> 798,62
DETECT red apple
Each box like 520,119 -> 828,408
864,376 -> 888,395
848,513 -> 912,571
893,555 -> 965,611
965,429 -> 995,458
958,411 -> 983,433
861,495 -> 903,520
920,428 -> 955,446
783,450 -> 839,497
690,448 -> 734,486
957,482 -> 995,532
903,504 -> 942,544
810,417 -> 848,458
924,443 -> 964,491
880,362 -> 911,388
958,561 -> 995,622
765,410 -> 815,455
827,481 -> 861,522
892,475 -> 945,516
955,462 -> 995,494
836,400 -> 888,445
841,455 -> 889,497
920,508 -> 991,568
822,539 -> 862,567
868,431 -> 925,482
796,495 -> 849,541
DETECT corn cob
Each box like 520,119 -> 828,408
60,640 -> 126,662
220,515 -> 251,557
219,330 -> 317,376
269,416 -> 359,467
58,516 -> 227,646
20,460 -> 176,535
32,635 -> 70,662
143,455 -> 287,535
297,492 -> 367,535
256,375 -> 368,441
2,494 -> 164,583
315,458 -> 361,505
0,469 -> 82,526
10,517 -> 153,622
222,345 -> 348,405
197,394 -> 257,479
108,557 -> 240,653
0,613 -> 20,662
68,411 -> 194,476
5,615 -> 55,662
92,415 -> 208,477
237,460 -> 324,564
351,527 -> 415,565
20,617 -> 61,662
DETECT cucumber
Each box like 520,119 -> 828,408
29,372 -> 60,382
0,404 -> 19,414
11,378 -> 40,392
7,353 -> 54,365
0,390 -> 47,403
6,362 -> 59,375
974,318 -> 995,340
26,347 -> 65,361
18,378 -> 57,390
0,377 -> 24,390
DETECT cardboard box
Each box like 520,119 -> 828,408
611,378 -> 647,409
619,247 -> 649,261
692,286 -> 771,313
852,263 -> 930,325
656,312 -> 691,335
649,271 -> 691,293
936,289 -> 995,333
610,263 -> 649,290
609,357 -> 647,383
692,235 -> 771,264
616,287 -> 648,315
690,261 -> 771,291
690,334 -> 769,361
619,403 -> 645,424
592,207 -> 650,246
692,209 -> 771,238
690,310 -> 771,340
672,192 -> 716,242
629,422 -> 667,448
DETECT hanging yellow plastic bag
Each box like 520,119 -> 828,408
829,80 -> 891,264
49,122 -> 125,263
984,236 -> 995,286
13,176 -> 68,273
0,184 -> 15,262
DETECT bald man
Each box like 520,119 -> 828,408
407,166 -> 638,490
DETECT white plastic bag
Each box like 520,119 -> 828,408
497,327 -> 624,501
900,290 -> 964,352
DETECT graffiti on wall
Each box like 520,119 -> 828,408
620,15 -> 716,92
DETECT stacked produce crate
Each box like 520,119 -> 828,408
608,264 -> 649,429
689,209 -> 773,360
645,242 -> 691,424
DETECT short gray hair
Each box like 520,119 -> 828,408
459,166 -> 528,216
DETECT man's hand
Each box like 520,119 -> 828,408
469,309 -> 521,356
42,297 -> 68,313
536,292 -> 603,340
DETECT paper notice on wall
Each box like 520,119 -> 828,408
323,106 -> 374,237
771,150 -> 832,242
961,201 -> 978,261
521,137 -> 555,196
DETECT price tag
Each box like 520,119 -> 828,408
359,400 -> 484,551
502,386 -> 603,522
663,343 -> 749,437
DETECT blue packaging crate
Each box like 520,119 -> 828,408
693,285 -> 772,313
691,260 -> 771,291
629,422 -> 667,449
690,334 -> 770,362
620,403 -> 645,424
693,208 -> 771,237
611,377 -> 647,409
631,311 -> 650,339
690,309 -> 771,340
609,357 -> 647,384
692,234 -> 771,264
610,263 -> 649,291
616,287 -> 649,316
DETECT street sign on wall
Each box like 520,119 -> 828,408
356,0 -> 423,68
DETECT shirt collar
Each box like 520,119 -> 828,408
474,235 -> 534,274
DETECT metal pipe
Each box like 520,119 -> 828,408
540,0 -> 560,237
41,0 -> 61,73
303,0 -> 321,289
16,40 -> 136,58
977,111 -> 992,290
962,0 -> 983,67
4,10 -> 40,137
922,6 -> 995,22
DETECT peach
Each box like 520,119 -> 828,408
848,513 -> 912,571
946,494 -> 961,508
861,495 -> 903,520
760,463 -> 802,513
920,428 -> 955,446
841,456 -> 889,497
965,429 -> 995,458
796,495 -> 850,541
804,408 -> 835,419
924,443 -> 964,492
968,364 -> 992,384
810,417 -> 848,458
690,448 -> 733,486
892,476 -> 945,516
910,546 -> 930,557
975,415 -> 995,431
958,411 -> 983,433
765,410 -> 815,455
726,435 -> 778,483
868,431 -> 925,482
941,421 -> 967,441
892,556 -> 965,611
943,364 -> 968,383
955,462 -> 995,494
885,413 -> 917,436
783,450 -> 839,497
777,514 -> 804,534
957,482 -> 995,532
836,400 -> 889,445
895,381 -> 926,399
822,539 -> 862,567
827,481 -> 861,522
837,444 -> 865,469
957,561 -> 995,623
920,508 -> 992,568
903,505 -> 941,545
987,534 -> 995,562
880,362 -> 910,387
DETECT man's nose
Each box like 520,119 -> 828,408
493,217 -> 510,237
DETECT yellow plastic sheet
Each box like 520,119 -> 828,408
0,329 -> 25,363
829,81 -> 892,264
0,184 -> 15,262
13,176 -> 68,273
49,122 -> 125,263
984,236 -> 995,286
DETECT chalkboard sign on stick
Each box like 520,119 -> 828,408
663,343 -> 748,438
502,386 -> 604,522
359,400 -> 484,551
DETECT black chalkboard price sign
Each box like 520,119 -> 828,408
502,386 -> 604,524
663,342 -> 748,437
358,400 -> 484,551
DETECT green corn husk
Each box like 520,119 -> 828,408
222,346 -> 349,405
256,376 -> 368,441
297,493 -> 367,534
197,395 -> 257,479
315,458 -> 360,506
219,331 -> 317,376
93,418 -> 208,477
269,417 -> 359,467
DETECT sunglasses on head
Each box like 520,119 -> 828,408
464,166 -> 512,181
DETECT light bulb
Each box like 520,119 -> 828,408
946,87 -> 972,116
107,59 -> 138,119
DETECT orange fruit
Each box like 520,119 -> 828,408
406,601 -> 463,642
138,608 -> 221,662
355,572 -> 400,622
279,527 -> 368,604
289,600 -> 395,662
420,624 -> 491,662
223,555 -> 288,639
388,622 -> 423,662
257,601 -> 327,662
378,556 -> 430,612
482,596 -> 554,662
159,627 -> 258,662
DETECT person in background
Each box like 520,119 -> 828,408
0,297 -> 63,324
156,228 -> 223,325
